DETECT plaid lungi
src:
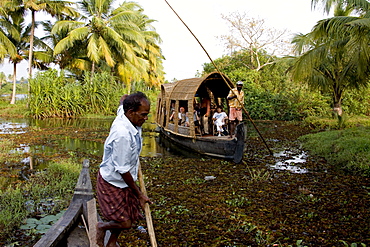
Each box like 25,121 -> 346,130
97,171 -> 143,223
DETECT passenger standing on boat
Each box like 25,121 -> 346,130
227,81 -> 244,138
169,102 -> 175,123
200,97 -> 211,135
96,92 -> 152,247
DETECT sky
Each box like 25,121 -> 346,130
0,0 -> 329,81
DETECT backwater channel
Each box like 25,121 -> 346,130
0,115 -> 308,190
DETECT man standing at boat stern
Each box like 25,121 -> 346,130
227,81 -> 244,138
96,92 -> 152,247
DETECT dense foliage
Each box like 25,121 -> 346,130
28,69 -> 159,118
0,158 -> 80,239
0,0 -> 164,96
202,50 -> 370,121
28,70 -> 124,118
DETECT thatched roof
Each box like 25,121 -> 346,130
162,72 -> 234,101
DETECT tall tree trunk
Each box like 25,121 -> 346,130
10,63 -> 17,105
28,10 -> 35,93
90,61 -> 95,84
333,85 -> 343,117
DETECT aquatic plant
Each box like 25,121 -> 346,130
0,159 -> 80,240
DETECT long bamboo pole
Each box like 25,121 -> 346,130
163,0 -> 273,155
138,163 -> 157,247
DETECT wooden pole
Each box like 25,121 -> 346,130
163,0 -> 273,156
138,163 -> 157,247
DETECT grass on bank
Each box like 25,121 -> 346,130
0,158 -> 81,240
299,126 -> 370,176
0,98 -> 28,118
304,115 -> 370,129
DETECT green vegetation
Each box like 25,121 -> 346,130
0,97 -> 27,117
0,82 -> 27,96
303,115 -> 370,130
0,157 -> 80,240
0,0 -> 164,92
299,127 -> 370,176
27,69 -> 159,118
203,51 -> 370,121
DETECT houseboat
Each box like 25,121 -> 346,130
155,72 -> 245,163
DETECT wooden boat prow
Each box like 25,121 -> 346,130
156,72 -> 246,163
34,159 -> 98,247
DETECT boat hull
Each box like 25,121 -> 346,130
158,123 -> 245,163
34,159 -> 95,247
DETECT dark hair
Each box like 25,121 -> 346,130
122,92 -> 150,112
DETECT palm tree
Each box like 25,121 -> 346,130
310,0 -> 370,77
2,0 -> 78,79
136,12 -> 165,88
289,1 -> 370,118
0,4 -> 19,62
2,9 -> 50,104
52,0 -> 164,89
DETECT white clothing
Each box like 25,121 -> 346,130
99,111 -> 142,188
213,112 -> 227,132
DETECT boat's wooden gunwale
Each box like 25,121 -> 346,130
34,159 -> 94,247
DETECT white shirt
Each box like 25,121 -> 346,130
213,112 -> 227,125
99,109 -> 142,188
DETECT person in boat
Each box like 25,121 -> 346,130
96,92 -> 152,247
178,106 -> 189,127
169,102 -> 175,123
193,103 -> 201,133
227,81 -> 244,138
212,106 -> 228,136
199,97 -> 211,135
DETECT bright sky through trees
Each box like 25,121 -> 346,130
0,0 -> 329,81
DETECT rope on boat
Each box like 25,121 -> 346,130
163,0 -> 273,155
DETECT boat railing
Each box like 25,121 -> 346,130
166,123 -> 191,136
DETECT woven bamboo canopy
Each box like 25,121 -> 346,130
162,71 -> 234,101
156,72 -> 235,138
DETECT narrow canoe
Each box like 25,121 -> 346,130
34,159 -> 99,247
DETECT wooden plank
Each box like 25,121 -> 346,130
34,159 -> 93,247
33,202 -> 83,247
87,198 -> 98,247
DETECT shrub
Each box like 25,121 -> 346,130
0,159 -> 80,238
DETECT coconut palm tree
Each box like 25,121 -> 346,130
289,1 -> 370,117
52,0 -> 164,89
136,12 -> 164,87
2,10 -> 51,104
1,0 -> 78,79
311,0 -> 370,76
0,4 -> 19,62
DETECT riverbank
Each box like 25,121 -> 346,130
0,121 -> 369,246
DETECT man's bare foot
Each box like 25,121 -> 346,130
96,222 -> 106,247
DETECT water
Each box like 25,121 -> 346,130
271,150 -> 309,173
0,117 -> 310,189
0,116 -> 178,189
0,117 -> 176,158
